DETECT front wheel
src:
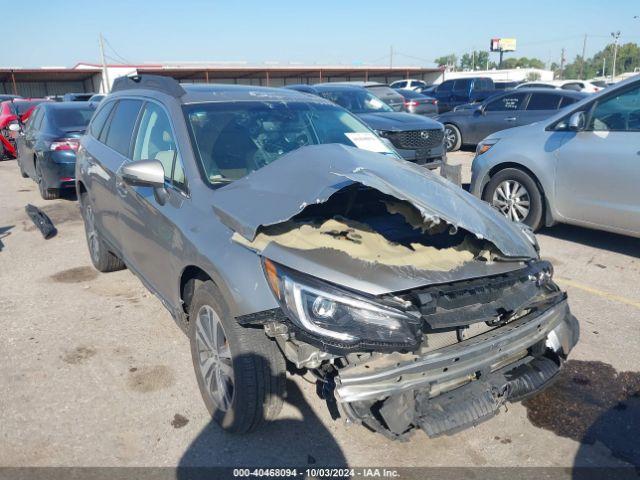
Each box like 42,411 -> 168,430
483,168 -> 543,230
189,280 -> 285,433
444,124 -> 462,152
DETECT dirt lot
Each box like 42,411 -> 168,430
1,152 -> 639,470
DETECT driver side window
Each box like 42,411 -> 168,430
133,102 -> 187,191
589,85 -> 640,131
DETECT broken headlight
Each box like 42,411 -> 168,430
262,259 -> 420,347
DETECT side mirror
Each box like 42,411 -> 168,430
8,123 -> 21,132
121,159 -> 165,188
568,111 -> 586,131
475,105 -> 485,115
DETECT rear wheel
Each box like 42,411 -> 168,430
444,124 -> 462,152
189,280 -> 285,433
79,192 -> 126,272
483,168 -> 543,230
36,160 -> 59,200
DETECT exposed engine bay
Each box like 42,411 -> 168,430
213,144 -> 578,439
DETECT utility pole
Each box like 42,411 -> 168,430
611,31 -> 621,81
602,57 -> 606,77
389,45 -> 394,69
472,50 -> 475,70
559,48 -> 566,80
99,33 -> 109,93
579,34 -> 587,79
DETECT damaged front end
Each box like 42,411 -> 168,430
221,144 -> 579,439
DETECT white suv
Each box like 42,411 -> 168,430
390,79 -> 428,91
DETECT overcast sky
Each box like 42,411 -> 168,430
8,0 -> 640,68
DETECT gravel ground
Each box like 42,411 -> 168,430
0,152 -> 638,471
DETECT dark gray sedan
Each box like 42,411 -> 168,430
437,89 -> 586,151
396,89 -> 438,116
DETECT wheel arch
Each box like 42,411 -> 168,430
179,265 -> 216,325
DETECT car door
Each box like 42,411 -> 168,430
466,91 -> 527,144
554,82 -> 640,234
518,92 -> 563,127
84,99 -> 143,252
450,79 -> 472,110
435,80 -> 454,112
18,106 -> 44,178
117,100 -> 189,304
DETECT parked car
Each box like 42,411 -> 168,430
515,82 -> 558,90
437,89 -> 586,151
396,88 -> 438,116
15,102 -> 96,199
515,80 -> 603,93
427,77 -> 495,113
389,79 -> 428,91
76,74 -> 578,439
62,92 -> 97,102
0,99 -> 48,159
494,81 -> 521,90
471,75 -> 640,236
0,94 -> 22,101
327,82 -> 406,111
313,84 -> 445,168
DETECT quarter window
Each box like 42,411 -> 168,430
89,101 -> 115,139
104,99 -> 143,156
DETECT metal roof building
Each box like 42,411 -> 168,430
0,63 -> 444,97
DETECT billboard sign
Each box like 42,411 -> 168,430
490,38 -> 517,52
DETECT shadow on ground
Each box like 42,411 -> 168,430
178,375 -> 346,472
540,224 -> 639,258
522,360 -> 640,468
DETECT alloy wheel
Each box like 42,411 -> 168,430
195,305 -> 234,411
444,127 -> 457,151
83,204 -> 101,264
492,180 -> 531,222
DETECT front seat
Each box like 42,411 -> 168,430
209,123 -> 258,180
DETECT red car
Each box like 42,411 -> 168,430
0,99 -> 48,159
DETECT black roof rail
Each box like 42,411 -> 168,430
111,74 -> 186,98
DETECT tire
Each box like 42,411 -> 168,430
444,124 -> 462,152
483,167 -> 543,230
18,159 -> 28,178
189,280 -> 285,433
36,159 -> 59,200
79,192 -> 126,272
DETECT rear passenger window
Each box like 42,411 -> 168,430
133,102 -> 186,190
526,93 -> 561,111
89,101 -> 115,138
559,96 -> 578,108
104,100 -> 143,156
438,81 -> 453,92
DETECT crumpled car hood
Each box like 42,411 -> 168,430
211,144 -> 537,259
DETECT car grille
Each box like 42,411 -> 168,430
384,129 -> 444,150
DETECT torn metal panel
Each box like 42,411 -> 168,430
211,144 -> 536,258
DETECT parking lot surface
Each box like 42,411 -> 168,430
1,152 -> 639,469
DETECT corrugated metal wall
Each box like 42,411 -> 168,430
0,78 -> 96,97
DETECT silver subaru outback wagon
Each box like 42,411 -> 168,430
76,75 -> 578,440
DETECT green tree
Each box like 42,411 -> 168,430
459,50 -> 491,70
435,54 -> 458,68
560,42 -> 640,79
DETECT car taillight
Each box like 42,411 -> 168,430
50,139 -> 79,151
404,100 -> 419,107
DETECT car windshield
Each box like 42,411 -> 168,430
319,89 -> 393,114
184,101 -> 380,185
12,101 -> 44,115
50,107 -> 95,129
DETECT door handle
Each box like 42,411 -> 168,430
505,117 -> 517,122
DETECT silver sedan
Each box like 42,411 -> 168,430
470,74 -> 640,237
